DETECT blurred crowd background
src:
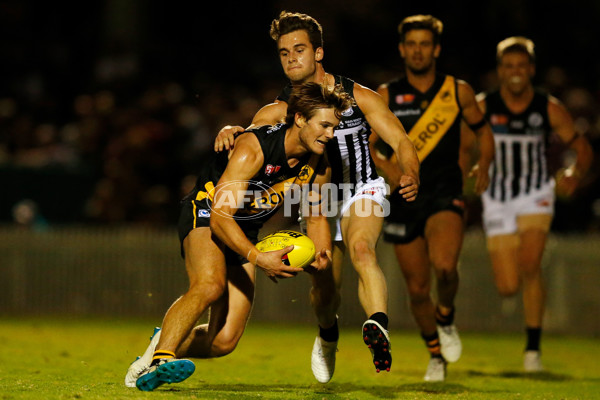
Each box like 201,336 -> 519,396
1,0 -> 599,232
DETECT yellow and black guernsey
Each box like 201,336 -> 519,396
376,73 -> 462,192
178,123 -> 320,248
379,73 -> 465,244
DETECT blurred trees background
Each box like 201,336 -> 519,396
1,0 -> 599,231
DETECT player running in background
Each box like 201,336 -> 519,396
370,15 -> 495,381
125,82 -> 352,391
475,37 -> 593,372
214,11 -> 420,382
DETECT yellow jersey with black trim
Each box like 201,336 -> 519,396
376,73 -> 463,192
183,123 -> 321,226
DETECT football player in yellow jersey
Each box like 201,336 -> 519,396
126,83 -> 352,391
371,15 -> 495,382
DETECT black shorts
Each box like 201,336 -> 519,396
383,183 -> 465,244
177,192 -> 261,264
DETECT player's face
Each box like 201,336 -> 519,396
498,52 -> 535,95
278,30 -> 323,83
399,29 -> 440,75
298,108 -> 339,154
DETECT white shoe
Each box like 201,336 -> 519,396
523,350 -> 543,372
423,357 -> 446,382
125,327 -> 161,388
437,324 -> 462,363
311,336 -> 337,383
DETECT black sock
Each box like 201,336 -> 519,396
435,306 -> 455,326
319,319 -> 339,342
526,327 -> 542,351
368,312 -> 389,330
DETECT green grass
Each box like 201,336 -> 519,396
0,318 -> 599,399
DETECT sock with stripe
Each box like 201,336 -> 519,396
435,306 -> 455,326
150,350 -> 176,367
421,331 -> 443,358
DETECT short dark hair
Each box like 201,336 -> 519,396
285,82 -> 353,126
398,15 -> 443,45
270,11 -> 324,50
496,36 -> 536,64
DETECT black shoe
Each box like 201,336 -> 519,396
362,319 -> 392,372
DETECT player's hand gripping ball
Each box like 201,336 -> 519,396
256,230 -> 316,268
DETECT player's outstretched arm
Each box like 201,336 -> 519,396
357,83 -> 420,201
209,134 -> 303,281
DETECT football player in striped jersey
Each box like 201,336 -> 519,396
475,37 -> 593,372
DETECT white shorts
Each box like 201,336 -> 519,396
482,182 -> 555,237
300,177 -> 389,242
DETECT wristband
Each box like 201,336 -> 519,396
246,248 -> 258,265
468,118 -> 487,131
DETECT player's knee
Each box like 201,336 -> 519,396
310,285 -> 340,309
407,280 -> 431,303
311,268 -> 336,289
519,254 -> 542,275
188,279 -> 226,305
211,331 -> 241,357
497,281 -> 519,297
520,264 -> 542,282
431,258 -> 458,281
349,238 -> 376,267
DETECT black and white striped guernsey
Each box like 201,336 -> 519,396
482,90 -> 552,202
277,75 -> 379,194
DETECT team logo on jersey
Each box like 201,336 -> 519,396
528,112 -> 543,128
265,164 -> 281,175
490,114 -> 508,125
440,90 -> 452,102
197,209 -> 210,218
341,107 -> 354,117
296,164 -> 311,182
395,94 -> 415,104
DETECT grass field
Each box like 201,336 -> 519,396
0,318 -> 598,399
